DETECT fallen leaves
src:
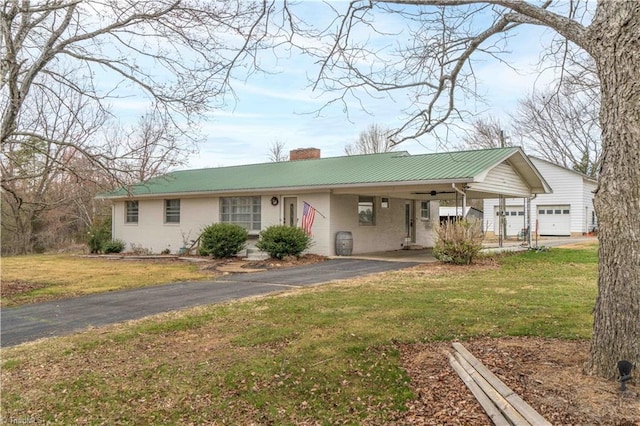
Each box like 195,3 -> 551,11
394,337 -> 640,425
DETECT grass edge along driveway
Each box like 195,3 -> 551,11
1,255 -> 213,307
1,244 -> 597,424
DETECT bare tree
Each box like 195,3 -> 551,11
345,124 -> 396,155
1,80 -> 108,254
0,0 -> 279,254
267,139 -> 288,162
1,0 -> 276,179
264,0 -> 638,378
512,84 -> 601,178
457,117 -> 512,150
104,108 -> 199,183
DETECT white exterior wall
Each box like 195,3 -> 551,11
329,195 -> 437,255
113,198 -> 218,253
583,180 -> 598,232
112,193 -> 335,255
330,194 -> 401,255
109,192 -> 437,256
291,192 -> 332,255
471,163 -> 531,197
415,200 -> 439,248
482,158 -> 597,237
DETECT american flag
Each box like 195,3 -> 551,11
301,202 -> 316,236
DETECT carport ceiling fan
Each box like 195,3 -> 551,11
413,190 -> 456,196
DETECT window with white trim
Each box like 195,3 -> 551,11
165,199 -> 180,223
220,196 -> 261,231
125,200 -> 138,224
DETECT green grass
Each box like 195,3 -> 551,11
0,245 -> 598,424
1,254 -> 212,306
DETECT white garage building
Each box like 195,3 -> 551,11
483,157 -> 598,237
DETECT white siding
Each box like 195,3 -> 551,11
583,180 -> 598,232
483,158 -> 596,236
472,163 -> 530,197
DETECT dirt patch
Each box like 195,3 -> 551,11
1,280 -> 45,298
400,255 -> 502,276
395,337 -> 639,425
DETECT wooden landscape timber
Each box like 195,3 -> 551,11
448,342 -> 552,426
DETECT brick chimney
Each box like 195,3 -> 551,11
289,148 -> 321,161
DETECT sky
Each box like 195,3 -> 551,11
114,2 -> 562,170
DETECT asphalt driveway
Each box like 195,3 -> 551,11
1,259 -> 417,347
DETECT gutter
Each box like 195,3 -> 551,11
97,178 -> 476,201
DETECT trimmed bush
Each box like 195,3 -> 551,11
199,223 -> 248,258
87,217 -> 112,253
103,239 -> 126,254
256,225 -> 311,259
433,219 -> 484,265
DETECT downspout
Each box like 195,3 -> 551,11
451,184 -> 466,219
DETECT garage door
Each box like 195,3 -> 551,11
537,205 -> 571,236
494,206 -> 526,237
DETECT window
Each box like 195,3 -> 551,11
125,200 -> 139,224
420,201 -> 431,220
220,196 -> 261,231
165,199 -> 180,223
358,196 -> 375,226
538,209 -> 545,215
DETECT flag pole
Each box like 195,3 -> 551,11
304,201 -> 326,218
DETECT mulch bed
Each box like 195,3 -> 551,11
393,337 -> 639,425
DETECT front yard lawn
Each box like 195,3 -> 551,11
4,243 -> 629,425
1,255 -> 213,307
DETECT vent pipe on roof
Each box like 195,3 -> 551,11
290,148 -> 321,161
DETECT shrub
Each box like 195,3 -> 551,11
103,239 -> 126,254
256,225 -> 311,259
198,223 -> 248,258
433,219 -> 484,265
130,243 -> 152,255
87,217 -> 112,253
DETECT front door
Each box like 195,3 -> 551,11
405,200 -> 416,244
284,197 -> 298,227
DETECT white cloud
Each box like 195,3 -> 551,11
99,3 -> 571,171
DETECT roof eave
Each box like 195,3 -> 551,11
97,178 -> 477,201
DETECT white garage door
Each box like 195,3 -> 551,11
494,206 -> 526,237
537,205 -> 571,236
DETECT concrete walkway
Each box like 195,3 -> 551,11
0,259 -> 417,347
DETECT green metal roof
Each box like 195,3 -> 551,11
100,147 -> 522,198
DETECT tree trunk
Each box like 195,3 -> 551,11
585,2 -> 640,378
